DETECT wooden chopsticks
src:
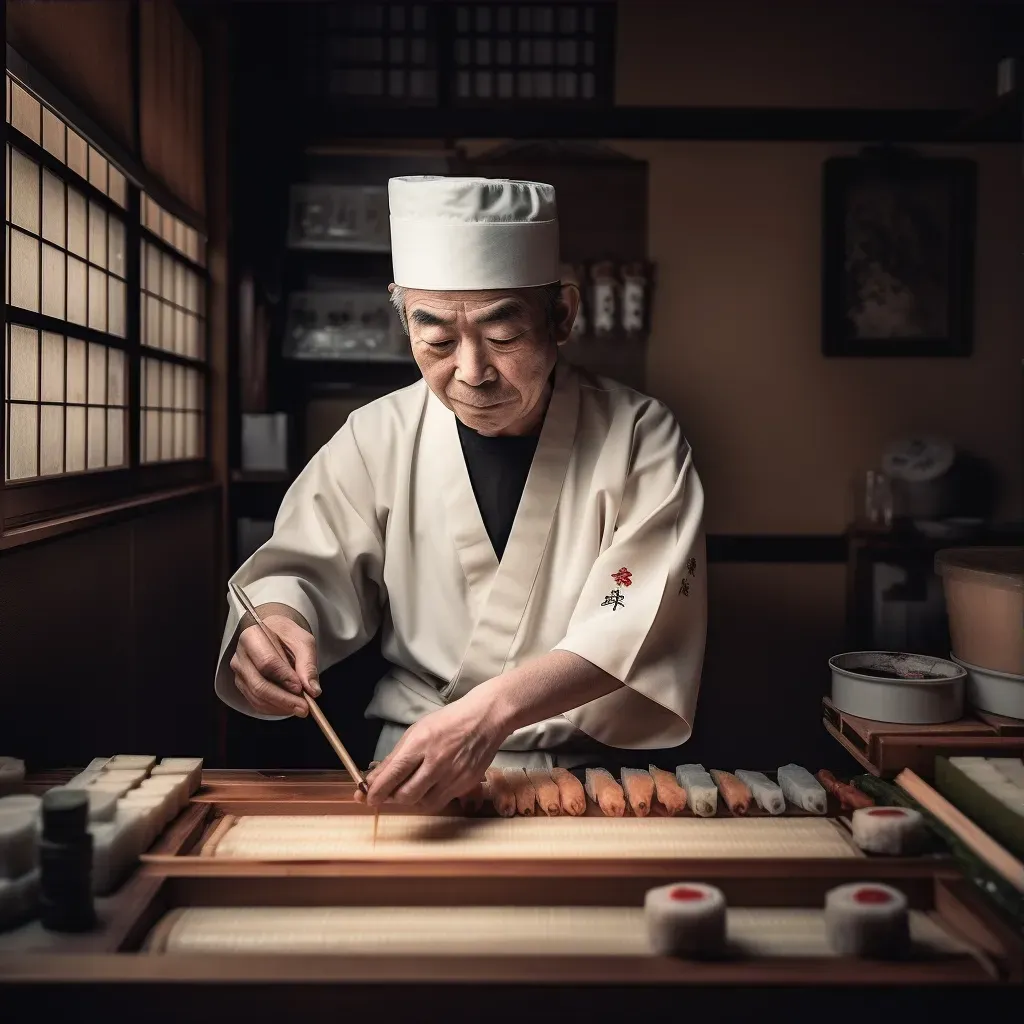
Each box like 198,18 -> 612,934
230,582 -> 368,795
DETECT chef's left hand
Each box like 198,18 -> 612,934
358,690 -> 506,813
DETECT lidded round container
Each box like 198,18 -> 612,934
935,548 -> 1024,676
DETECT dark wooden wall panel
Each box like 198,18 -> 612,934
0,493 -> 220,769
131,497 -> 220,757
6,0 -> 135,152
0,523 -> 132,768
139,0 -> 206,214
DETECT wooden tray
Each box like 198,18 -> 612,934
823,697 -> 1024,778
133,775 -> 963,883
0,865 -> 1018,986
2,773 -> 1021,1015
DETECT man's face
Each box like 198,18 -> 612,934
398,286 -> 575,436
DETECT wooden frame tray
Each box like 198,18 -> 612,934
0,863 -> 1018,983
823,697 -> 1024,778
136,777 -> 962,880
3,771 -> 1021,1019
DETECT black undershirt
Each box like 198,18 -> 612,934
456,418 -> 539,560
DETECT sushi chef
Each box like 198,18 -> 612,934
215,175 -> 707,812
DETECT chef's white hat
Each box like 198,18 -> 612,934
389,176 -> 559,290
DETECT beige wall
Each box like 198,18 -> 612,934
609,0 -> 1022,533
623,138 -> 1022,533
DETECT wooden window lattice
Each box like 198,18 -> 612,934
299,3 -> 614,107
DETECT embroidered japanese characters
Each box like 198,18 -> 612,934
603,567 -> 633,610
679,556 -> 698,596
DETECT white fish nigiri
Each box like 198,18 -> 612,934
734,770 -> 785,815
674,764 -> 717,817
777,764 -> 827,814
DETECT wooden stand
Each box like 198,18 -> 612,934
823,697 -> 1024,778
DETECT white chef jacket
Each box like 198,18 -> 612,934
215,360 -> 707,752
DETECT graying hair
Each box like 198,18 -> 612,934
389,283 -> 564,337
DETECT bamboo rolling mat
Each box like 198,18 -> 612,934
147,906 -> 971,960
203,814 -> 859,860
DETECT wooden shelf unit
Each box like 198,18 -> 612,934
823,697 -> 1024,779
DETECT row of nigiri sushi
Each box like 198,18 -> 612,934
578,763 -> 865,818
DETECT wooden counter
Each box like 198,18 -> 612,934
1,770 -> 1021,1021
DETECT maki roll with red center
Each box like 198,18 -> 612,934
644,882 -> 727,956
825,883 -> 909,958
851,806 -> 925,855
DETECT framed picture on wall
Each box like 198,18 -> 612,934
822,152 -> 976,357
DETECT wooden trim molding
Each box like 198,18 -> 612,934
706,535 -> 848,564
0,481 -> 221,551
2,463 -> 213,530
300,105 -> 1015,144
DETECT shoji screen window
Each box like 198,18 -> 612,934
139,194 -> 206,463
5,74 -> 129,482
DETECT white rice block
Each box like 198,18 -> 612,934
86,790 -> 120,823
117,809 -> 160,852
0,757 -> 26,796
138,776 -> 188,815
986,783 -> 1024,818
777,764 -> 827,814
117,794 -> 169,846
956,762 -> 1007,787
86,778 -> 136,799
0,868 -> 40,931
106,755 -> 156,773
734,770 -> 785,815
113,806 -> 150,859
851,807 -> 926,855
83,789 -> 119,823
129,787 -> 174,826
99,769 -> 148,788
989,758 -> 1024,791
65,771 -> 103,790
44,785 -> 119,824
86,758 -> 111,772
149,770 -> 197,807
986,779 -> 1024,801
825,883 -> 909,958
89,807 -> 149,895
89,822 -> 121,895
644,882 -> 727,957
0,809 -> 38,879
154,758 -> 203,794
0,794 -> 42,816
673,765 -> 717,817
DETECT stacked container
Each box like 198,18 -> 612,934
936,548 -> 1024,719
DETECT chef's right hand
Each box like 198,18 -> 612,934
230,613 -> 321,718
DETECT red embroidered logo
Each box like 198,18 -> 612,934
612,567 -> 632,587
